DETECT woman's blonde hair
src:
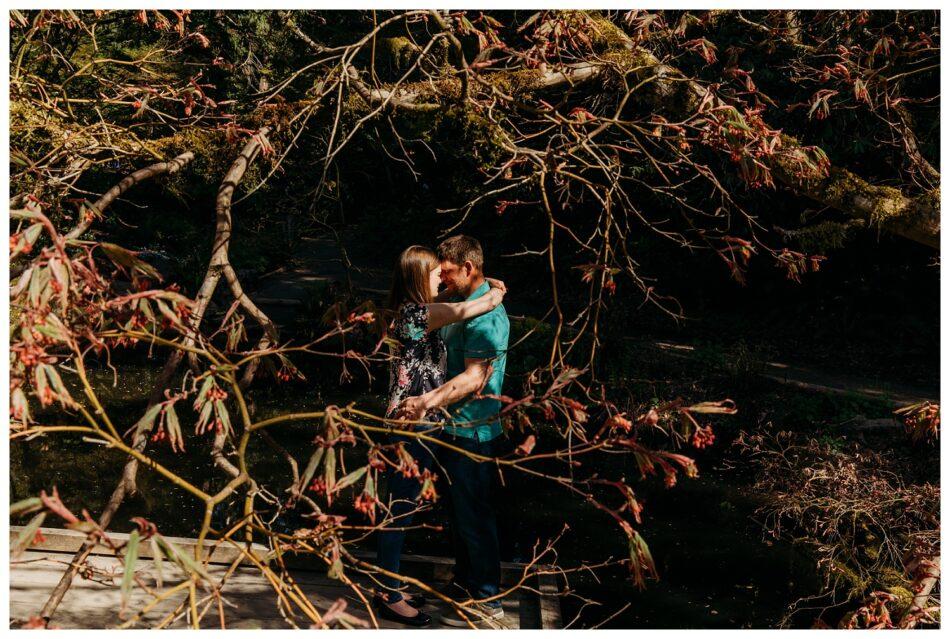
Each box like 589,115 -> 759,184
388,245 -> 438,311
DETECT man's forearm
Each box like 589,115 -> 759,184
421,368 -> 483,411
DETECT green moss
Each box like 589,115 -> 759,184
773,141 -> 892,228
343,88 -> 369,113
452,107 -> 506,168
110,42 -> 166,64
150,126 -> 223,156
488,69 -> 545,95
919,188 -> 940,213
786,220 -> 862,253
150,127 -> 228,182
819,169 -> 898,227
602,48 -> 638,68
570,11 -> 631,53
879,568 -> 903,585
828,560 -> 869,600
376,36 -> 419,73
10,99 -> 86,154
392,105 -> 505,171
616,48 -> 702,115
862,543 -> 880,561
886,586 -> 915,610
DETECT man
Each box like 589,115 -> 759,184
397,235 -> 510,626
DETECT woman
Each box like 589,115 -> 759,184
373,245 -> 505,626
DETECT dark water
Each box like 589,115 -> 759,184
12,364 -> 821,628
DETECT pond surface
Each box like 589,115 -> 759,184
12,363 -> 821,628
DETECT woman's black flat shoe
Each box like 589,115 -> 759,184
373,596 -> 432,627
375,593 -> 425,609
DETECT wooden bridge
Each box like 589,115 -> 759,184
9,527 -> 562,629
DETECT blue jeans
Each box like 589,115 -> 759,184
375,435 -> 436,602
438,432 -> 503,606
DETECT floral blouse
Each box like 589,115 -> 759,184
386,303 -> 447,418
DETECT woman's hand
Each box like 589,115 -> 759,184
486,277 -> 507,294
488,287 -> 505,308
486,278 -> 506,308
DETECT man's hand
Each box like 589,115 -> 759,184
395,395 -> 427,422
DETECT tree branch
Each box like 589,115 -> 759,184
65,152 -> 195,241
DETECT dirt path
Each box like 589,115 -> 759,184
644,340 -> 936,407
250,235 -> 388,327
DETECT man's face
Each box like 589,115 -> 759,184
439,259 -> 471,296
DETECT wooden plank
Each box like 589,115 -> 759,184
11,526 -> 268,565
10,551 -> 384,629
538,568 -> 563,629
518,576 -> 542,629
16,526 -> 539,580
10,550 -> 529,629
9,528 -> 560,629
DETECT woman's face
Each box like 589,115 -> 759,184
428,264 -> 442,299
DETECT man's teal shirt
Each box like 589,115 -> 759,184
439,281 -> 509,441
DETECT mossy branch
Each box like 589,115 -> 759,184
591,16 -> 940,248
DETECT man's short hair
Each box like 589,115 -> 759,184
437,235 -> 483,271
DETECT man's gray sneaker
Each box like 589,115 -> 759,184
439,602 -> 505,627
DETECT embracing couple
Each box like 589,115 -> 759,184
373,235 -> 510,627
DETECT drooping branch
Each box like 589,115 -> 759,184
11,152 -> 195,279
39,153 -> 197,622
183,127 -> 277,370
65,152 -> 195,241
38,133 -> 278,622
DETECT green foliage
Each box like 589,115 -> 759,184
784,220 -> 862,254
507,317 -> 555,377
